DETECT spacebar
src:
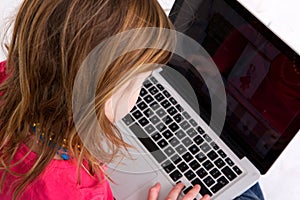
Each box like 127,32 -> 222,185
129,123 -> 166,163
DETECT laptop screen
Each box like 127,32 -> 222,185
168,0 -> 300,173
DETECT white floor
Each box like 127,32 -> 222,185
1,0 -> 300,199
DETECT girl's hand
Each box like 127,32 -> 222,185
148,182 -> 211,200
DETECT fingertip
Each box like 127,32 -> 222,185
194,184 -> 201,191
153,182 -> 161,189
176,181 -> 184,187
202,194 -> 211,200
149,182 -> 160,192
148,182 -> 161,200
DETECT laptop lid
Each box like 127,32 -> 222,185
168,0 -> 300,174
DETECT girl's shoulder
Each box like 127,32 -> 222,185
1,143 -> 114,200
26,144 -> 114,200
34,149 -> 114,199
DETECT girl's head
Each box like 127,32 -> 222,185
0,0 -> 174,198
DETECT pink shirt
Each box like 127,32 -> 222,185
0,61 -> 114,200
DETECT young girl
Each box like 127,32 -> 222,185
0,0 -> 211,199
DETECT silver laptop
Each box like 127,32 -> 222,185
107,0 -> 300,199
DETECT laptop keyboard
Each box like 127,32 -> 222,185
122,76 -> 243,197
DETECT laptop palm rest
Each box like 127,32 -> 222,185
107,132 -> 160,199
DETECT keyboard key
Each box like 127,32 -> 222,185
169,123 -> 179,132
217,149 -> 227,158
184,170 -> 196,181
200,143 -> 211,153
210,142 -> 219,150
210,168 -> 221,179
144,109 -> 154,117
195,152 -> 207,163
179,121 -> 191,130
143,80 -> 152,88
217,176 -> 229,186
191,178 -> 212,196
161,160 -> 175,174
122,114 -> 134,125
167,107 -> 178,116
132,110 -> 143,120
169,97 -> 177,105
140,88 -> 148,96
203,134 -> 212,142
139,117 -> 149,126
173,114 -> 183,123
130,104 -> 140,112
178,162 -> 189,172
145,124 -> 155,134
164,146 -> 175,157
163,90 -> 171,98
175,130 -> 185,139
131,105 -> 138,112
225,157 -> 234,166
182,111 -> 191,119
150,115 -> 160,125
193,135 -> 204,145
196,126 -> 205,134
156,108 -> 166,117
203,176 -> 215,187
211,183 -> 223,194
162,115 -> 173,125
137,97 -> 142,103
221,166 -> 237,181
161,100 -> 171,109
149,86 -> 159,95
150,77 -> 158,84
207,151 -> 218,161
169,137 -> 180,147
157,139 -> 168,149
157,84 -> 164,91
211,176 -> 229,193
182,152 -> 193,162
182,137 -> 193,147
233,166 -> 242,175
144,95 -> 154,104
150,102 -> 160,110
188,144 -> 200,155
203,160 -> 214,171
162,130 -> 173,140
151,132 -> 162,141
137,101 -> 147,111
175,144 -> 187,154
196,168 -> 208,179
189,119 -> 197,127
187,128 -> 197,138
214,158 -> 226,169
156,123 -> 166,132
170,170 -> 183,182
189,160 -> 200,170
175,104 -> 183,112
171,154 -> 182,164
154,93 -> 164,102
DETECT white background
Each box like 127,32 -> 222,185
1,0 -> 300,199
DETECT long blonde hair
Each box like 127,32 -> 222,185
0,0 -> 174,199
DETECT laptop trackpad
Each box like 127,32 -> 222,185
107,155 -> 159,200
